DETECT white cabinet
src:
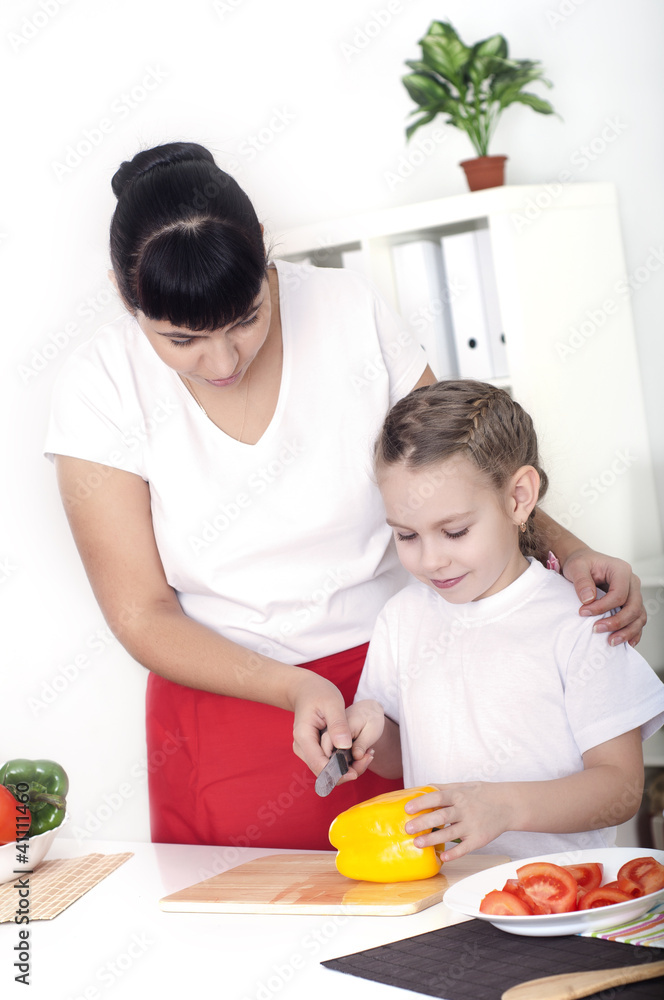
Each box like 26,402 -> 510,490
276,183 -> 662,569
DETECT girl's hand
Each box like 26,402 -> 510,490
404,783 -> 512,862
318,699 -> 385,783
333,700 -> 386,782
561,548 -> 646,647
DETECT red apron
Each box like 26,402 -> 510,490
145,643 -> 402,849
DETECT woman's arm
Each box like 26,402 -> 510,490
403,729 -> 644,861
535,508 -> 645,646
54,455 -> 352,776
412,365 -> 437,390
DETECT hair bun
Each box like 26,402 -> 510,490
111,142 -> 215,198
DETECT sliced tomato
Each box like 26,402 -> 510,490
502,878 -> 550,914
616,876 -> 644,899
578,886 -> 633,909
480,889 -> 534,916
617,857 -> 664,896
515,862 -> 578,914
562,862 -> 603,891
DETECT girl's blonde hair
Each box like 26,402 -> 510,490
375,379 -> 550,564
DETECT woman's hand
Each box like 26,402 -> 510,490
291,672 -> 355,778
404,783 -> 510,862
561,548 -> 646,646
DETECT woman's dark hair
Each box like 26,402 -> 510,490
109,142 -> 267,331
375,379 -> 551,564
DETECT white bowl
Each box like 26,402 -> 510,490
443,846 -> 664,937
0,815 -> 68,885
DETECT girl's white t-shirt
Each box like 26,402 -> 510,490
356,558 -> 664,859
45,260 -> 427,663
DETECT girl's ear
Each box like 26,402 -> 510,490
509,465 -> 540,526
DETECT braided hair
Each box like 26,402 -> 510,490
375,379 -> 550,564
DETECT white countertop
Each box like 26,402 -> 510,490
2,837 -> 477,1000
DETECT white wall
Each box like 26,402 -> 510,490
2,0 -> 662,843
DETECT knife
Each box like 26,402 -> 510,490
314,746 -> 354,797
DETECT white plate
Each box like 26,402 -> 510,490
0,815 -> 69,885
443,846 -> 664,937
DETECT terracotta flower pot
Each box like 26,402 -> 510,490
460,155 -> 507,191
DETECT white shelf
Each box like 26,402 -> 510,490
278,182 -> 663,568
275,183 -> 619,257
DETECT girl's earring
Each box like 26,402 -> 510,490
519,522 -> 527,533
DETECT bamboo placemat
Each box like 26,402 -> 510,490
0,852 -> 133,922
322,918 -> 664,999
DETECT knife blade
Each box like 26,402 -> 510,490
314,747 -> 353,797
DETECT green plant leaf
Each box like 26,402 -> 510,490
404,60 -> 456,93
507,91 -> 557,115
404,59 -> 434,74
489,63 -> 543,88
420,27 -> 471,92
480,56 -> 520,79
506,58 -> 542,72
493,78 -> 554,108
473,33 -> 509,60
402,72 -> 453,109
426,20 -> 456,38
466,55 -> 507,94
405,110 -> 438,140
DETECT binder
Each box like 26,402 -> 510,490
440,230 -> 506,380
390,239 -> 457,379
474,228 -> 509,378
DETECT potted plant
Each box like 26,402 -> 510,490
402,21 -> 557,191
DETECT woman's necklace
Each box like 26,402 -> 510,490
183,366 -> 252,443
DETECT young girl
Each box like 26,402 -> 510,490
345,380 -> 664,861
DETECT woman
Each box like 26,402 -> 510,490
45,142 -> 645,850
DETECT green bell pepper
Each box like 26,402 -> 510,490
0,759 -> 68,836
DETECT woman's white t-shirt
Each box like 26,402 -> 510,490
45,260 -> 427,663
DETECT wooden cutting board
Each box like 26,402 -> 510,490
159,851 -> 509,916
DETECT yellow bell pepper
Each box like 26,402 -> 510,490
328,786 -> 442,883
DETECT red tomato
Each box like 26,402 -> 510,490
562,863 -> 603,891
0,785 -> 30,845
484,856 -> 664,918
616,876 -> 644,899
617,857 -> 664,896
579,886 -> 633,909
502,878 -> 550,914
515,862 -> 578,914
480,889 -> 534,916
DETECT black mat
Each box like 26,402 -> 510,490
321,919 -> 664,999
